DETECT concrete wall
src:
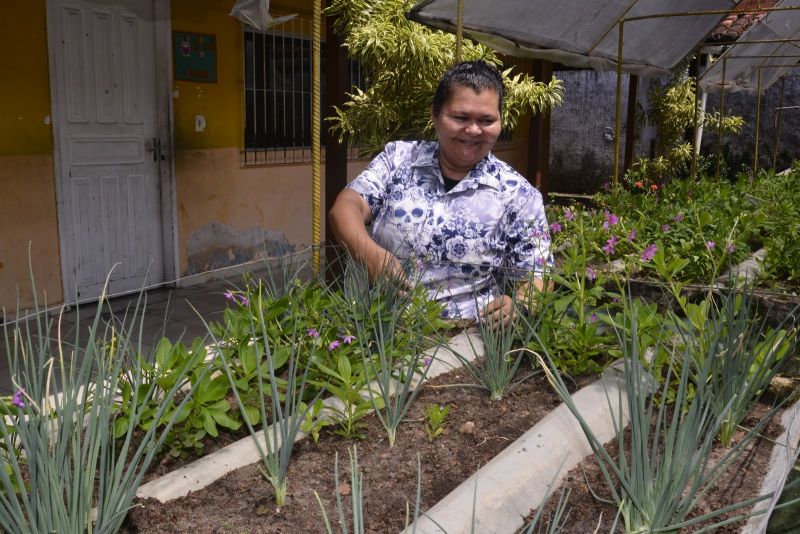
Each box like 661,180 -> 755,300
702,70 -> 800,173
549,70 -> 652,193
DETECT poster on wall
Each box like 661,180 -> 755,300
173,31 -> 217,83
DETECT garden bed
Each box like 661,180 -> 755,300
526,401 -> 788,533
123,356 -> 597,533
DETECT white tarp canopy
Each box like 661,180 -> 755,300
407,0 -> 738,77
699,0 -> 800,93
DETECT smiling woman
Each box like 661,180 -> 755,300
328,60 -> 553,323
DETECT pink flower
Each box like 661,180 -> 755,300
603,235 -> 619,255
12,389 -> 25,408
602,211 -> 619,230
725,241 -> 735,254
706,241 -> 716,250
423,356 -> 432,367
641,243 -> 657,262
564,209 -> 575,221
589,313 -> 598,323
328,340 -> 340,351
674,213 -> 684,223
549,222 -> 562,234
342,334 -> 356,344
662,224 -> 671,232
307,328 -> 319,338
238,295 -> 250,307
585,267 -> 596,281
628,229 -> 637,242
223,290 -> 236,302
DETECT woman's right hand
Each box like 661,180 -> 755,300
329,189 -> 410,287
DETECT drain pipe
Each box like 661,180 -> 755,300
693,54 -> 711,157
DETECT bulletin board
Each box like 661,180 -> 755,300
173,32 -> 218,83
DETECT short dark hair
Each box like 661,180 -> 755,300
432,60 -> 504,117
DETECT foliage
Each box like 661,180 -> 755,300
627,74 -> 744,184
538,303 -> 776,533
672,290 -> 797,447
0,283 -> 202,534
424,403 -> 451,442
325,0 -> 563,152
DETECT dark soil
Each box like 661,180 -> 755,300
527,402 -> 788,533
123,358 -> 597,533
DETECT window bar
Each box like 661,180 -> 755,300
290,18 -> 296,161
259,32 -> 269,163
301,18 -> 307,162
284,22 -> 288,163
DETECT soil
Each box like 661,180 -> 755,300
527,402 -> 788,534
123,358 -> 597,533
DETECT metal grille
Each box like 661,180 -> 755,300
243,18 -> 366,165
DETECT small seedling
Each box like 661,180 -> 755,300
424,403 -> 451,442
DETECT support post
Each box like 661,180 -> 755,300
613,19 -> 624,187
527,60 -> 553,200
623,74 -> 639,174
325,6 -> 350,281
312,0 -> 322,272
715,57 -> 727,180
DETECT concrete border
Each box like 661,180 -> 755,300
136,329 -> 484,502
402,361 -> 630,534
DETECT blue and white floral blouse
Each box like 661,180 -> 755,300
347,140 -> 552,318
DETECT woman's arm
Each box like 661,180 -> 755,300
328,189 -> 407,283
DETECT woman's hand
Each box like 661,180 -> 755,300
480,295 -> 516,328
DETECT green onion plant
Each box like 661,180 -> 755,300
536,301 -> 776,533
0,273 -> 204,534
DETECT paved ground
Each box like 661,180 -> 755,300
0,277 -> 236,396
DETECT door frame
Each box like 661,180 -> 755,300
46,0 -> 177,304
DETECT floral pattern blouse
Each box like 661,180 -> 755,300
347,140 -> 552,318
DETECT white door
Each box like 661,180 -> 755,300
49,0 -> 165,301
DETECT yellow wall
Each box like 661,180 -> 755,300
0,2 -> 62,311
0,3 -> 53,156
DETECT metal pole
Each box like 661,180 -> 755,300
613,19 -> 624,187
312,0 -> 321,272
691,51 -> 702,180
456,0 -> 464,62
754,67 -> 762,174
773,76 -> 786,169
715,57 -> 726,180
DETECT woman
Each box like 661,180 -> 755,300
329,60 -> 552,323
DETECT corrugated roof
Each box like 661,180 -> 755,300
408,0 -> 737,76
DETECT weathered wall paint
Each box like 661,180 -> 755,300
0,2 -> 53,156
176,147 -> 371,276
0,155 -> 63,311
0,3 -> 61,312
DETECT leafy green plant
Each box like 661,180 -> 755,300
424,403 -> 451,442
0,277 -> 204,534
313,350 -> 377,440
536,303 -> 776,533
325,0 -> 563,151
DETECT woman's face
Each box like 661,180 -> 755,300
433,85 -> 502,176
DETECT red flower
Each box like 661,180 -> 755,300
634,181 -> 644,188
650,184 -> 658,191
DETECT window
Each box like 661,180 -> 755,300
243,18 -> 365,165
